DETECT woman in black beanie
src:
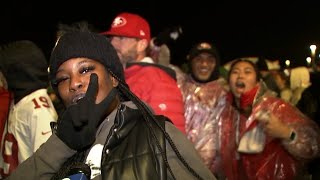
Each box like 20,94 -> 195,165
6,31 -> 216,180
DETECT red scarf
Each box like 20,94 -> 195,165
239,85 -> 259,109
227,85 -> 259,109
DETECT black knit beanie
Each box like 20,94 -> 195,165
49,31 -> 125,92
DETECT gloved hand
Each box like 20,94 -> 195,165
153,26 -> 183,46
56,73 -> 116,150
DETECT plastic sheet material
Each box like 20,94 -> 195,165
175,71 -> 237,178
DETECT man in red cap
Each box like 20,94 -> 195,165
101,12 -> 186,133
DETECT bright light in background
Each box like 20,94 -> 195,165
310,45 -> 317,70
310,45 -> 317,54
285,59 -> 291,67
306,57 -> 312,65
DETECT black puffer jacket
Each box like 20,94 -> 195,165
101,104 -> 167,180
55,104 -> 169,180
6,102 -> 216,180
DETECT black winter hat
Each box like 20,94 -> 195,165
187,42 -> 220,61
49,31 -> 125,88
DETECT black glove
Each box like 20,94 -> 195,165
56,73 -> 117,150
153,26 -> 183,46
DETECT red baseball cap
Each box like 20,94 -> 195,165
101,12 -> 151,42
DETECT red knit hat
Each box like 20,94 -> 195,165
101,12 -> 151,42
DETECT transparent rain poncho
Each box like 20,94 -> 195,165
224,82 -> 320,180
176,69 -> 320,179
175,70 -> 237,178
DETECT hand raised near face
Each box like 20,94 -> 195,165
255,110 -> 292,140
56,73 -> 117,150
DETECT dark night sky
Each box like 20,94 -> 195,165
2,1 -> 320,67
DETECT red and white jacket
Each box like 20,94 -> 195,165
0,89 -> 57,178
125,60 -> 186,133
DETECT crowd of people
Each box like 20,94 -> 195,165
0,11 -> 319,180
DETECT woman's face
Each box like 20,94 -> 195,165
55,58 -> 117,107
229,61 -> 258,98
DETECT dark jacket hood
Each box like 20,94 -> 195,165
0,40 -> 48,103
